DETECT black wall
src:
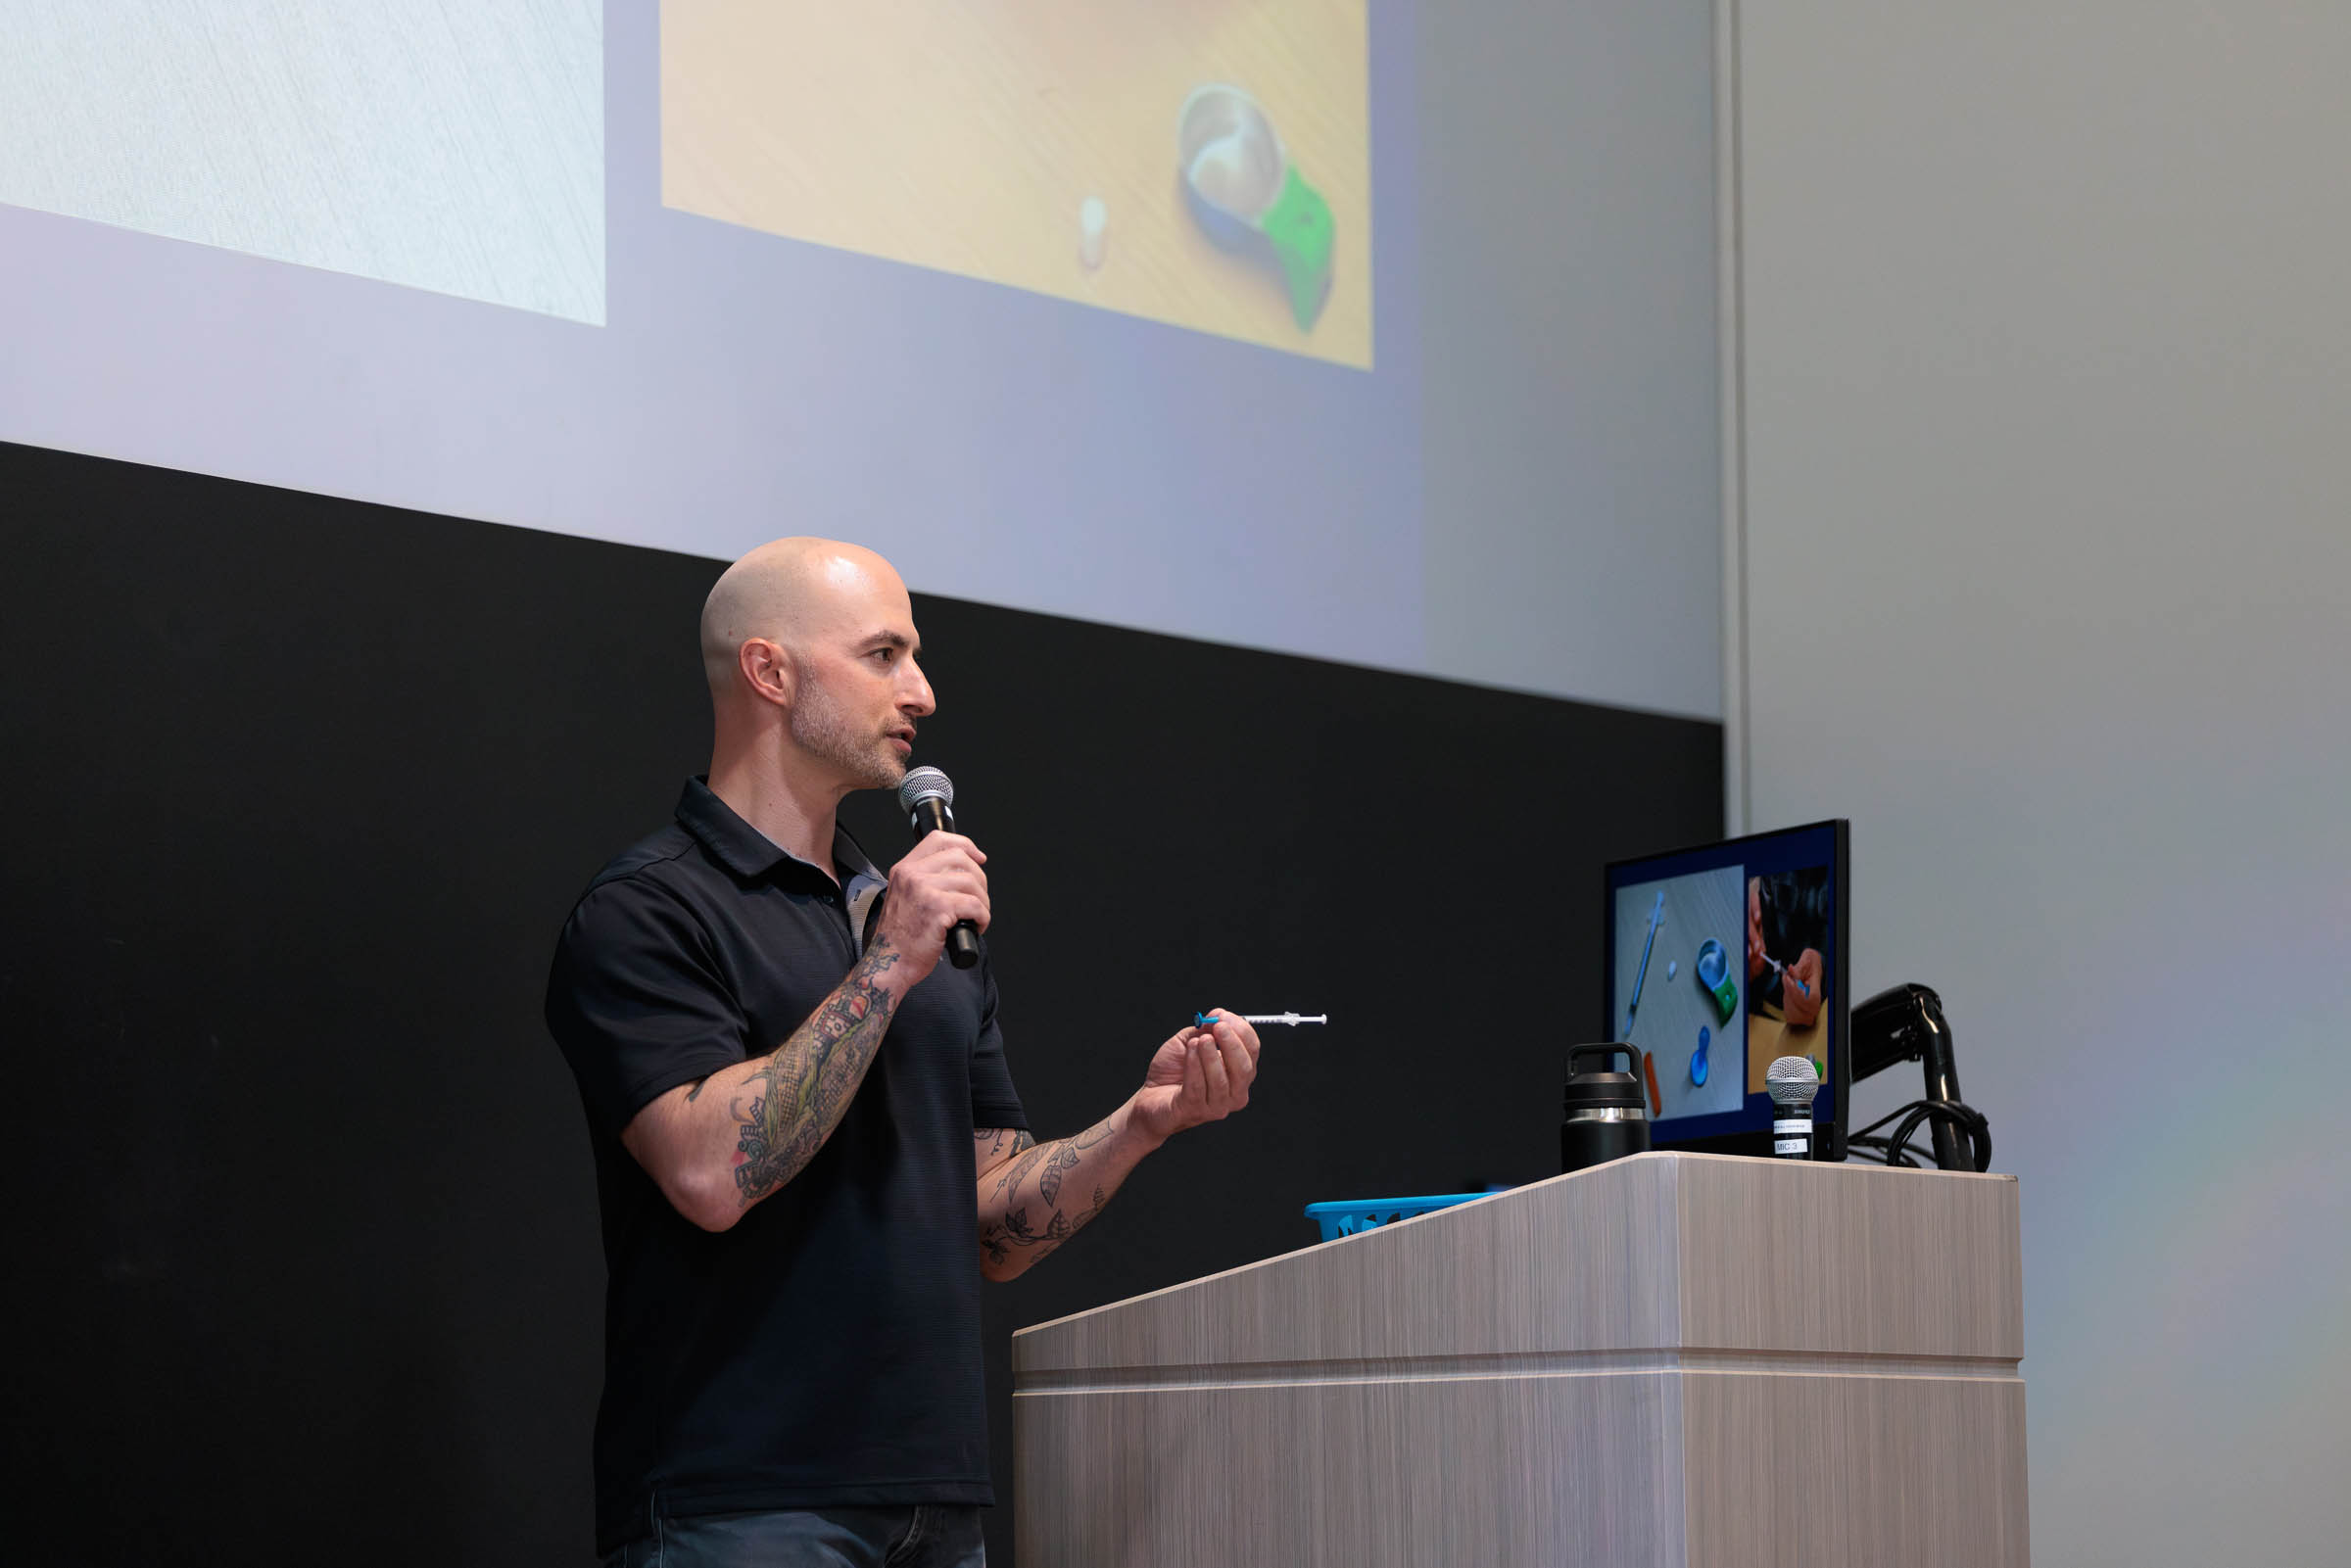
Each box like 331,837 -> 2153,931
0,440 -> 1720,1563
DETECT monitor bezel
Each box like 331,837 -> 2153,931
1601,819 -> 1851,1161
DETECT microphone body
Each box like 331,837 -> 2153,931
898,769 -> 982,971
1765,1056 -> 1820,1161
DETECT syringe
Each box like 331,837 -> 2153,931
1761,954 -> 1810,997
1195,1012 -> 1328,1027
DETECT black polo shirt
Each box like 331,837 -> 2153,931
545,779 -> 1025,1553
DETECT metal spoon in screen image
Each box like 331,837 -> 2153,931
1176,83 -> 1335,330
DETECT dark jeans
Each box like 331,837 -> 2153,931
601,1506 -> 985,1568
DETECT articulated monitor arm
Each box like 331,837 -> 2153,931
1849,982 -> 1970,1172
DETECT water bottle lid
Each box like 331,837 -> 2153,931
1563,1042 -> 1647,1116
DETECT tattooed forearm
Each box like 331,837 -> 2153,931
727,936 -> 904,1207
977,1115 -> 1128,1276
982,1195 -> 1088,1268
974,1125 -> 1035,1174
1036,1141 -> 1080,1205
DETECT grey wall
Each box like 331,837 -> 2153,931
1734,4 -> 2351,1563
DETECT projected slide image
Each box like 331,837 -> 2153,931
1613,867 -> 1748,1122
660,0 -> 1373,368
0,2 -> 605,324
1745,869 -> 1831,1095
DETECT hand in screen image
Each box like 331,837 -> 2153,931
1748,870 -> 1829,1031
1778,948 -> 1824,1028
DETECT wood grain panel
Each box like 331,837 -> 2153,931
1680,1372 -> 2029,1568
1015,1156 -> 2029,1564
1017,1155 -> 2021,1373
1015,1150 -> 1687,1376
1673,1157 -> 2023,1358
1017,1372 -> 1688,1568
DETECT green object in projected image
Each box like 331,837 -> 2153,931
1696,938 -> 1739,1025
1178,84 -> 1336,332
1263,166 -> 1336,329
663,2 -> 1373,368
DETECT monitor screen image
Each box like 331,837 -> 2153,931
1603,821 -> 1850,1158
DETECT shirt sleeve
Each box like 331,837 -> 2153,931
967,952 -> 1027,1132
545,875 -> 751,1137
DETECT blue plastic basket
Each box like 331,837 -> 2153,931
1303,1193 -> 1491,1242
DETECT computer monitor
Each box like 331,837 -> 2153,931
1602,820 -> 1850,1160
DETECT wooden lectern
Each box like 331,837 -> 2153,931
1013,1153 -> 2026,1566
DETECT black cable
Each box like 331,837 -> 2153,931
1847,1100 -> 1991,1172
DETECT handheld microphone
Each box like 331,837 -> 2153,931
1765,1056 -> 1820,1160
896,766 -> 981,971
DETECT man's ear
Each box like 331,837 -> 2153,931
738,639 -> 794,708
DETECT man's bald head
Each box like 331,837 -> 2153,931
699,538 -> 909,700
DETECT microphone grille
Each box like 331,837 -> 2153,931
1765,1055 -> 1820,1109
897,766 -> 954,813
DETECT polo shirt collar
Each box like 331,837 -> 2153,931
676,777 -> 882,886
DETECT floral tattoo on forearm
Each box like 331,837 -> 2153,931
727,936 -> 903,1206
978,1117 -> 1121,1269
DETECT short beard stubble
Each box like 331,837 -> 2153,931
789,676 -> 905,791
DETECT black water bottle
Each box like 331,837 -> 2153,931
1560,1043 -> 1653,1174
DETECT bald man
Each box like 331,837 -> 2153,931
547,540 -> 1260,1566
